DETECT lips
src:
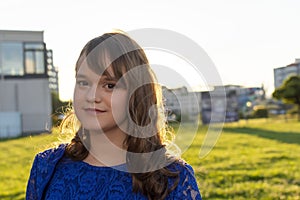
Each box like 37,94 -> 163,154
84,108 -> 106,114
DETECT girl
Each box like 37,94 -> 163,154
26,31 -> 202,200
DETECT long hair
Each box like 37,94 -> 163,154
63,31 -> 180,199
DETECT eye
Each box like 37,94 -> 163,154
76,80 -> 89,86
105,83 -> 116,89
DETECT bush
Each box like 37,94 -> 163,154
253,108 -> 268,118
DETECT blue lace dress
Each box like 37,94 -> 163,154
26,144 -> 202,200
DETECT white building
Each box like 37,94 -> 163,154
162,86 -> 201,122
0,30 -> 56,138
274,59 -> 300,88
201,85 -> 240,124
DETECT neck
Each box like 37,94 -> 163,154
83,128 -> 127,167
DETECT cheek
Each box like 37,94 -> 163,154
111,91 -> 128,116
73,88 -> 83,114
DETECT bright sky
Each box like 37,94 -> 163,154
1,0 -> 300,100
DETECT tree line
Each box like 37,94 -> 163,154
273,75 -> 300,121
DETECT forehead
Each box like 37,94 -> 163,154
76,63 -> 116,80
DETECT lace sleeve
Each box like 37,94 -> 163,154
174,163 -> 202,200
25,144 -> 66,200
26,155 -> 38,200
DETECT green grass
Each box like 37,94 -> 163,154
181,118 -> 300,199
0,131 -> 58,199
1,118 -> 300,199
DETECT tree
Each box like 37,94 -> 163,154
273,76 -> 300,121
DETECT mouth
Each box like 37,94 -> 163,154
84,108 -> 106,114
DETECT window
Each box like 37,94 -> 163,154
0,42 -> 46,77
0,42 -> 24,76
24,43 -> 46,74
25,51 -> 35,74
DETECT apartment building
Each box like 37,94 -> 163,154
0,30 -> 58,138
274,59 -> 300,88
162,86 -> 201,122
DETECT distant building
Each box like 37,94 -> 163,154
201,85 -> 265,124
274,59 -> 300,88
235,86 -> 265,108
162,84 -> 266,124
0,30 -> 57,138
162,86 -> 201,122
201,85 -> 239,124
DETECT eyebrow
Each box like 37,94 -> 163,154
76,74 -> 88,79
76,73 -> 118,82
102,76 -> 118,82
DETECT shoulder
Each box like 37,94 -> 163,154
36,144 -> 66,160
172,160 -> 198,185
33,144 -> 66,173
168,160 -> 195,176
168,160 -> 202,200
26,144 -> 67,199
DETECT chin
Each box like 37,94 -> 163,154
84,126 -> 104,132
78,120 -> 101,131
80,122 -> 114,133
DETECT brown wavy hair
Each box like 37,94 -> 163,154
63,31 -> 180,199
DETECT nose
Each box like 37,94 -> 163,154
86,85 -> 101,103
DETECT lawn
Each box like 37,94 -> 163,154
0,118 -> 299,199
0,130 -> 59,199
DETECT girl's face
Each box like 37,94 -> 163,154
73,63 -> 128,133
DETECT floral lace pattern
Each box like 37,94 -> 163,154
26,144 -> 202,200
